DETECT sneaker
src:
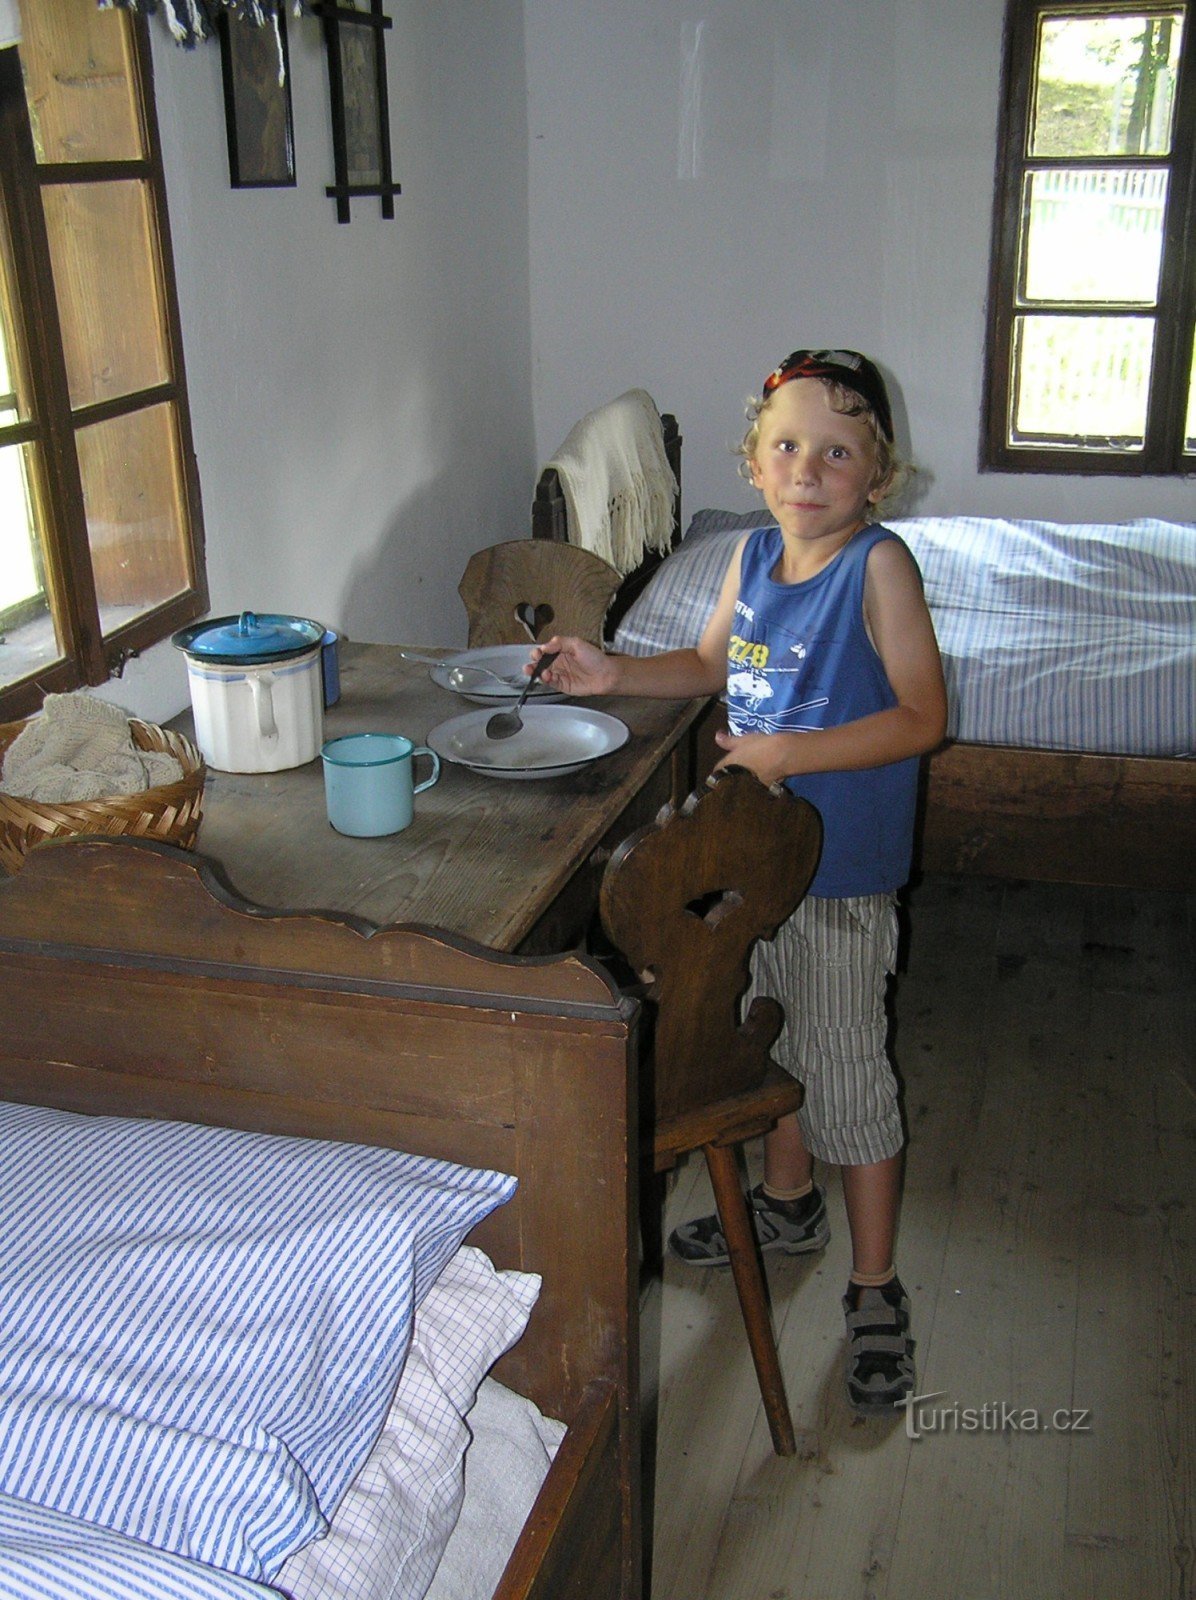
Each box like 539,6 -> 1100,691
668,1183 -> 830,1267
842,1276 -> 915,1414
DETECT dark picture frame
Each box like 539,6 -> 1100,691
313,0 -> 401,223
218,10 -> 296,189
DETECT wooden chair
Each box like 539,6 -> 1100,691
599,767 -> 823,1457
458,539 -> 622,648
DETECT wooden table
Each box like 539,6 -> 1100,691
174,641 -> 709,954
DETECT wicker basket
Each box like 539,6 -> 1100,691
0,718 -> 206,875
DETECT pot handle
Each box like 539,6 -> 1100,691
248,670 -> 278,742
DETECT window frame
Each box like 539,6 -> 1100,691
0,13 -> 207,723
982,0 -> 1196,475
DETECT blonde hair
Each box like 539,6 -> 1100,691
736,377 -> 913,516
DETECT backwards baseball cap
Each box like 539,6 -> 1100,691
762,349 -> 894,442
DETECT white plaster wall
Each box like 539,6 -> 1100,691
104,3 -> 533,723
524,0 -> 1195,527
95,0 -> 1194,726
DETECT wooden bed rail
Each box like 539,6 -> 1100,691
0,835 -> 644,1599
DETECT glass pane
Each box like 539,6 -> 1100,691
0,287 -> 21,426
341,28 -> 381,185
1031,10 -> 1185,158
1185,342 -> 1196,453
76,403 -> 192,627
1011,314 -> 1154,445
0,198 -> 31,428
42,180 -> 170,411
1021,168 -> 1167,304
20,0 -> 143,163
0,443 -> 64,696
0,331 -> 17,428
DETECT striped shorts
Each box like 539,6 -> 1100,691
746,892 -> 904,1167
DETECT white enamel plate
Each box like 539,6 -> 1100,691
426,704 -> 630,780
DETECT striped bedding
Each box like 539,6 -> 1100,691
613,510 -> 1195,758
0,1494 -> 274,1600
0,1239 -> 554,1600
0,1100 -> 516,1588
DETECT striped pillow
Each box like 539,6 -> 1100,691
0,1100 -> 515,1583
613,508 -> 774,657
0,1493 -> 268,1600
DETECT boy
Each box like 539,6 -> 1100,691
536,350 -> 946,1412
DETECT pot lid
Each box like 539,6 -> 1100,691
172,611 -> 325,665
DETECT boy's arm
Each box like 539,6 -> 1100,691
715,539 -> 947,785
534,538 -> 745,699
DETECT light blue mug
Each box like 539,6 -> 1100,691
321,733 -> 440,837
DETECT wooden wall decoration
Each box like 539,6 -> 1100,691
311,0 -> 401,223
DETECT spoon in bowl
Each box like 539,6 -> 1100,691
485,651 -> 559,740
444,665 -> 523,692
397,651 -> 520,691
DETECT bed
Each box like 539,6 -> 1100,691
535,414 -> 1195,891
0,835 -> 642,1600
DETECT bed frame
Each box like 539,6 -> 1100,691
0,836 -> 642,1600
913,739 -> 1195,891
535,407 -> 1195,891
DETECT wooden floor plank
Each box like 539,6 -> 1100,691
888,927 -> 1089,1600
713,896 -> 1001,1600
647,1155 -> 768,1600
646,875 -> 1194,1600
1065,980 -> 1195,1599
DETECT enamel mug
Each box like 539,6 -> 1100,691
321,733 -> 440,837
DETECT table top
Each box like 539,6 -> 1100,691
175,641 -> 707,953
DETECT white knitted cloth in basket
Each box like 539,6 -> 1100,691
2,694 -> 182,804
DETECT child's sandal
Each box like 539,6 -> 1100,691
842,1278 -> 915,1414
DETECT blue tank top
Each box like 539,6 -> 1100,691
727,523 -> 920,897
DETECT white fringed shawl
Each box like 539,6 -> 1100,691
542,390 -> 677,576
96,0 -> 303,49
1,3 -> 292,57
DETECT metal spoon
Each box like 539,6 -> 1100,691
444,665 -> 523,692
485,651 -> 559,740
398,648 -> 465,668
398,650 -> 519,690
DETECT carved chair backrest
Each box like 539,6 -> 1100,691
458,539 -> 622,647
600,769 -> 823,1124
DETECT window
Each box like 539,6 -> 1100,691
0,0 -> 206,722
983,3 -> 1196,473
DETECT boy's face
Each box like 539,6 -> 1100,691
749,379 -> 887,551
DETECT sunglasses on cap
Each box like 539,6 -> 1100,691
762,349 -> 894,442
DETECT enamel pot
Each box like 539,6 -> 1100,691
172,611 -> 326,773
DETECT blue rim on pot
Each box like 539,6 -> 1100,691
172,611 -> 325,666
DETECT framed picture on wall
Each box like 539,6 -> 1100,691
339,23 -> 382,185
313,0 -> 401,222
218,10 -> 296,189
